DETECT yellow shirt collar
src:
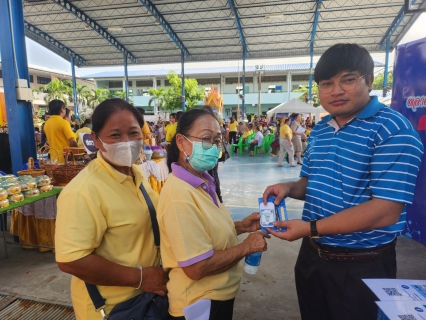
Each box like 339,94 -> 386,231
96,152 -> 144,185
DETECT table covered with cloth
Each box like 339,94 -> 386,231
5,188 -> 62,252
140,157 -> 168,195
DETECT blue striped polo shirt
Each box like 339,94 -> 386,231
301,96 -> 424,248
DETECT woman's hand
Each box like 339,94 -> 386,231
237,212 -> 261,234
242,232 -> 270,255
139,267 -> 168,296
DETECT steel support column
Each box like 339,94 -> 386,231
124,54 -> 129,102
242,49 -> 246,120
71,56 -> 79,119
383,38 -> 391,97
309,0 -> 322,103
0,0 -> 36,174
181,51 -> 185,111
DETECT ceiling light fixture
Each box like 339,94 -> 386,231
108,26 -> 124,31
154,19 -> 160,25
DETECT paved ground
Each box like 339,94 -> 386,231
1,152 -> 426,319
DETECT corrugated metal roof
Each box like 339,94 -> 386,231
82,61 -> 385,78
21,0 -> 426,67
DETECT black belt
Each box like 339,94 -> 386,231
308,237 -> 396,262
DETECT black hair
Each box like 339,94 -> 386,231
91,98 -> 144,134
284,118 -> 290,124
83,118 -> 91,126
48,100 -> 65,115
176,111 -> 183,122
64,108 -> 71,118
138,107 -> 145,115
314,43 -> 374,85
170,113 -> 177,119
202,105 -> 215,116
34,127 -> 40,132
290,113 -> 299,119
166,109 -> 216,172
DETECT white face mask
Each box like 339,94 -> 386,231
98,137 -> 143,167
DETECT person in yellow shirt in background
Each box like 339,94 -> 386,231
137,107 -> 153,146
43,100 -> 77,163
55,98 -> 168,319
166,111 -> 182,143
75,119 -> 92,147
278,118 -> 296,167
242,123 -> 253,143
228,117 -> 238,144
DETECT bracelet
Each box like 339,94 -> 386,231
134,264 -> 143,289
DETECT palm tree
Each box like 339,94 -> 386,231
86,88 -> 110,108
293,83 -> 321,107
63,80 -> 90,107
148,87 -> 166,110
32,78 -> 70,104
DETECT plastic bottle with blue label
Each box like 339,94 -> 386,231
244,252 -> 262,274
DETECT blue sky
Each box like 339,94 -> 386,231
1,13 -> 425,77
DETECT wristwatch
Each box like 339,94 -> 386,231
310,220 -> 322,238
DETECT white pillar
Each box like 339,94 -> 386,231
287,71 -> 292,102
152,77 -> 158,115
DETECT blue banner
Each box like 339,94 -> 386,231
392,37 -> 426,246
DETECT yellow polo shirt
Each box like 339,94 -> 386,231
280,124 -> 292,140
158,164 -> 242,317
75,127 -> 91,147
142,121 -> 151,146
229,121 -> 237,132
242,129 -> 253,139
165,122 -> 178,143
43,115 -> 76,163
55,153 -> 159,319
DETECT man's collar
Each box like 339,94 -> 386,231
322,96 -> 385,123
171,163 -> 214,188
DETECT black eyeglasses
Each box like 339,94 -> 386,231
184,135 -> 222,150
318,74 -> 366,94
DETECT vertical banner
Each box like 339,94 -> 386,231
392,38 -> 426,247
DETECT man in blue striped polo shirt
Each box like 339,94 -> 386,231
263,43 -> 424,320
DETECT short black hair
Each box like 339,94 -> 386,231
314,43 -> 374,84
48,100 -> 65,115
83,118 -> 91,126
166,109 -> 216,172
64,108 -> 71,118
91,98 -> 144,134
138,107 -> 145,115
170,113 -> 177,119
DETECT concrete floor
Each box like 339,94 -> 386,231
1,152 -> 426,319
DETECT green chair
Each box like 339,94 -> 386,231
230,136 -> 243,155
254,135 -> 270,155
244,133 -> 255,153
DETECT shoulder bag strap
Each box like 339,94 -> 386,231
85,182 -> 161,316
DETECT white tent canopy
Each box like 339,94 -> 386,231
267,98 -> 328,123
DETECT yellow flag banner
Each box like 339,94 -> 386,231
0,92 -> 7,126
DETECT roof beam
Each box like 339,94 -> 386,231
379,6 -> 405,50
51,0 -> 137,63
309,0 -> 322,102
227,0 -> 248,56
138,0 -> 190,58
24,21 -> 87,66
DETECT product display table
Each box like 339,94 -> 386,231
1,188 -> 62,258
140,158 -> 168,195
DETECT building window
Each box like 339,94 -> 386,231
37,76 -> 50,85
292,74 -> 310,81
136,80 -> 153,87
29,75 -> 34,83
225,77 -> 253,84
128,81 -> 132,87
109,81 -> 123,88
261,75 -> 287,82
196,78 -> 220,85
0,70 -> 2,78
157,79 -> 161,86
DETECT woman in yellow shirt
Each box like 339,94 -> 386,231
228,117 -> 238,144
159,109 -> 268,319
55,99 -> 168,319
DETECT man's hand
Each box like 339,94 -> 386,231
140,266 -> 168,296
266,219 -> 310,241
242,232 -> 270,255
262,183 -> 291,205
240,212 -> 261,233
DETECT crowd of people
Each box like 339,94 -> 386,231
51,43 -> 424,320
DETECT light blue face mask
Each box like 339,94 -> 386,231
184,136 -> 220,172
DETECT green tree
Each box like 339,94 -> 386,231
108,90 -> 134,104
166,71 -> 205,111
147,87 -> 166,110
85,88 -> 110,108
32,78 -> 70,104
293,83 -> 321,107
373,71 -> 393,90
63,80 -> 90,106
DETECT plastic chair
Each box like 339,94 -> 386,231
254,135 -> 270,155
243,133 -> 255,153
230,136 -> 244,155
